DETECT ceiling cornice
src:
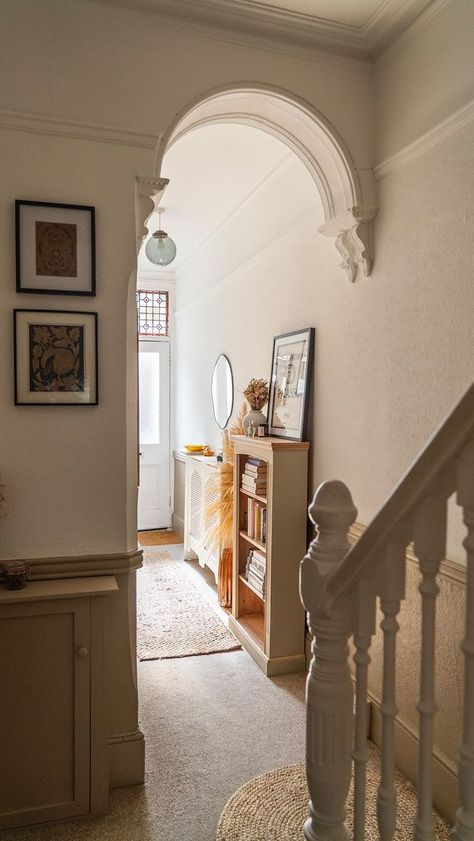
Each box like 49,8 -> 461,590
94,0 -> 438,61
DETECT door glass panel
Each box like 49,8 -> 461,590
139,349 -> 160,445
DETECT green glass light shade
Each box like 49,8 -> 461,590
145,229 -> 177,266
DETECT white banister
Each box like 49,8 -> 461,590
352,579 -> 376,841
413,493 -> 447,841
376,544 -> 406,841
300,481 -> 357,841
453,437 -> 474,841
300,384 -> 474,841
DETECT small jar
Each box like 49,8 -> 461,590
3,561 -> 29,590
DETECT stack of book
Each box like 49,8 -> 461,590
241,457 -> 267,496
246,498 -> 267,543
245,549 -> 266,598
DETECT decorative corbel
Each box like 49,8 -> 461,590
319,206 -> 377,283
135,175 -> 169,256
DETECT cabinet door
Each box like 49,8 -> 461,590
0,597 -> 91,829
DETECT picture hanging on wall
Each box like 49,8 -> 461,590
14,309 -> 98,406
15,200 -> 96,295
268,327 -> 314,441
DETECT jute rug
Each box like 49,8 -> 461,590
217,741 -> 451,840
137,549 -> 241,661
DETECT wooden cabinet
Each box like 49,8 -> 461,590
229,435 -> 309,676
0,576 -> 117,831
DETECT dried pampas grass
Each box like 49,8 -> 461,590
206,402 -> 246,552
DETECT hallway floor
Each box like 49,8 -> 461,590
4,547 -> 306,841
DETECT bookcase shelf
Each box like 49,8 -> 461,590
239,530 -> 266,553
239,573 -> 265,601
229,435 -> 309,676
239,487 -> 268,504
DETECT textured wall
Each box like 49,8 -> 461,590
375,0 -> 474,161
368,555 -> 465,766
174,121 -> 474,564
0,0 -> 372,560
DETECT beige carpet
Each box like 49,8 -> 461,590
137,548 -> 241,660
217,740 -> 451,840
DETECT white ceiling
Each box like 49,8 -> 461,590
94,0 -> 434,59
137,123 -> 316,276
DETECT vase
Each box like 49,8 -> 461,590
218,547 -> 233,608
242,409 -> 266,435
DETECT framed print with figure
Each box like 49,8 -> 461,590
14,309 -> 98,406
15,200 -> 96,295
268,328 -> 314,441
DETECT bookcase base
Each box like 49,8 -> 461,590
228,615 -> 306,676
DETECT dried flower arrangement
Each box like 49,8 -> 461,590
243,378 -> 269,411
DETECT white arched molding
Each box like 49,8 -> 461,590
154,85 -> 377,283
135,174 -> 169,255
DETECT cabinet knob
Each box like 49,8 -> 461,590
77,646 -> 89,658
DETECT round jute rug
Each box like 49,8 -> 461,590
217,742 -> 451,840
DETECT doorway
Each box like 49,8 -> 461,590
137,338 -> 171,531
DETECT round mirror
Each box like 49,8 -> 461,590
211,354 -> 234,429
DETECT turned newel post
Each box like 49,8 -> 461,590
300,480 -> 358,841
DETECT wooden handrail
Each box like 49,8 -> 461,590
326,382 -> 474,607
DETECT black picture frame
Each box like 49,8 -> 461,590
267,327 -> 315,441
14,309 -> 99,406
15,200 -> 96,296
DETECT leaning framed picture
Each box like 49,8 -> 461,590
15,200 -> 96,295
268,327 -> 315,441
14,309 -> 98,405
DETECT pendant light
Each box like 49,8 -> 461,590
145,207 -> 177,266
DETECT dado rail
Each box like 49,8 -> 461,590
300,383 -> 474,841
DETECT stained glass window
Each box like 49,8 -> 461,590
136,290 -> 169,337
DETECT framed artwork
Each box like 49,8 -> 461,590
15,200 -> 96,295
14,309 -> 98,405
268,327 -> 315,441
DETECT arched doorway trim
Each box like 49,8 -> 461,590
145,83 -> 377,283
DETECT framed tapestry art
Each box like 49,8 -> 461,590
15,200 -> 96,295
14,309 -> 98,405
268,327 -> 314,441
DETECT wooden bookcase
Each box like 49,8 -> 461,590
229,435 -> 309,676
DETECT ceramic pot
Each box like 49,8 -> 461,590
218,547 -> 233,608
243,409 -> 266,435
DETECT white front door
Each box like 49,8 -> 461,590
138,340 -> 171,531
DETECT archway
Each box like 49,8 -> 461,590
137,83 -> 377,285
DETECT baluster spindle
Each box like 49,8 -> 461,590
377,543 -> 406,841
413,493 -> 447,841
453,438 -> 474,841
300,481 -> 357,841
353,579 -> 377,841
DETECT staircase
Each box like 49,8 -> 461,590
300,383 -> 474,841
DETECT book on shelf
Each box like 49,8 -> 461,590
245,499 -> 267,543
245,551 -> 266,596
242,472 -> 267,492
243,468 -> 267,481
247,456 -> 265,467
247,565 -> 264,584
244,461 -> 267,475
247,574 -> 265,597
248,548 -> 265,573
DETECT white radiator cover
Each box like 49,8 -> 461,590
184,455 -> 220,580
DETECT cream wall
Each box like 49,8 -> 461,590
375,0 -> 474,161
0,0 -> 372,561
174,124 -> 473,558
173,0 -> 473,563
